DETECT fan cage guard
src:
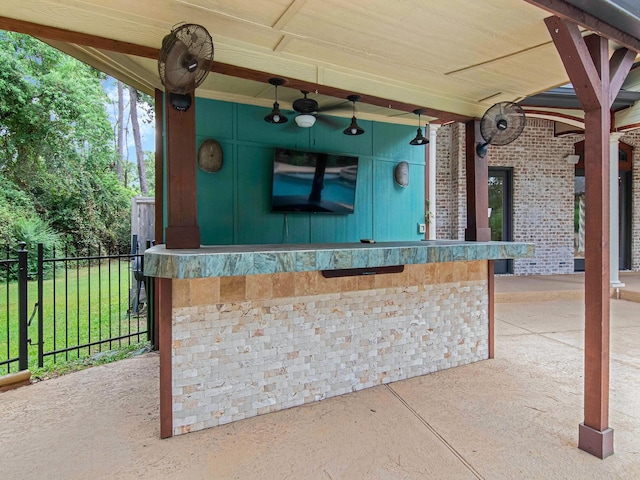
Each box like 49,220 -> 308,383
479,101 -> 526,146
158,24 -> 214,95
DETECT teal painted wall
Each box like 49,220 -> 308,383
179,98 -> 425,245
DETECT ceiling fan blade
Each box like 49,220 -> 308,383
388,111 -> 413,118
317,101 -> 350,113
316,115 -> 344,129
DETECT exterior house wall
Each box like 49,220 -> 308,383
435,123 -> 466,240
489,118 -> 576,275
435,125 -> 455,238
435,118 -> 639,275
620,131 -> 640,271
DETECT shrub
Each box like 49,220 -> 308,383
8,216 -> 61,279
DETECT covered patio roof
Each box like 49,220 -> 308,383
1,0 -> 639,126
2,0 -> 640,462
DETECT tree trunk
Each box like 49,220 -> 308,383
116,81 -> 124,181
129,86 -> 148,194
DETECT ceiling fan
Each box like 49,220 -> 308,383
290,91 -> 350,128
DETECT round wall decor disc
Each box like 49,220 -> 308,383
198,139 -> 223,173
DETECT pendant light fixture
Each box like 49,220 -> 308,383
409,109 -> 429,145
264,77 -> 288,124
343,95 -> 364,136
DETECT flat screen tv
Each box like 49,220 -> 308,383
271,148 -> 358,214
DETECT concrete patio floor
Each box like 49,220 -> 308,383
1,275 -> 639,479
495,271 -> 640,303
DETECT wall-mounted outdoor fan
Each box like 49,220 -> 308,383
476,101 -> 526,157
158,23 -> 214,111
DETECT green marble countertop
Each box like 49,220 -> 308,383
144,241 -> 534,279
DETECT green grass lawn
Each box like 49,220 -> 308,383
1,259 -> 149,375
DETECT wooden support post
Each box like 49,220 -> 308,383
164,92 -> 200,249
582,35 -> 611,442
545,16 -> 636,459
158,277 -> 173,438
464,120 -> 491,242
154,89 -> 164,245
152,89 -> 164,353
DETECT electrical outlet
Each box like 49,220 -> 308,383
418,223 -> 426,234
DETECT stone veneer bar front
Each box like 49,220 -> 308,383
145,241 -> 534,437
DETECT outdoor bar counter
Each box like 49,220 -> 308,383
145,240 -> 533,437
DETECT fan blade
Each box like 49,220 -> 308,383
388,111 -> 414,118
479,101 -> 525,146
316,115 -> 344,129
317,101 -> 350,113
163,38 -> 199,93
164,38 -> 189,72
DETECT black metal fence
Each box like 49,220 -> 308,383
0,241 -> 155,375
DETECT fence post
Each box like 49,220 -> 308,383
17,242 -> 28,371
37,243 -> 44,368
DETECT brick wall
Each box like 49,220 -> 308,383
435,125 -> 454,238
489,118 -> 577,274
435,123 -> 466,240
169,261 -> 489,435
620,131 -> 640,270
434,118 -> 640,275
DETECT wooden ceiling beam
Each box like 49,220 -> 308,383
544,17 -> 602,110
524,0 -> 640,53
609,47 -> 638,104
0,15 -> 471,124
0,16 -> 159,59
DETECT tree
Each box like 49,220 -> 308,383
128,86 -> 148,194
116,80 -> 124,181
0,31 -> 132,248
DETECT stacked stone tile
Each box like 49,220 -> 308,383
170,261 -> 488,435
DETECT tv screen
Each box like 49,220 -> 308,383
271,148 -> 358,214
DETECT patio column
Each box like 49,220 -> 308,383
164,92 -> 201,249
545,17 -> 635,459
155,89 -> 164,245
427,123 -> 441,239
610,132 -> 625,289
464,120 -> 490,242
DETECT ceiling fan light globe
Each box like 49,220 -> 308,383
295,114 -> 316,128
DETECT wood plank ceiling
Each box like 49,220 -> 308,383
0,0 -> 638,124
